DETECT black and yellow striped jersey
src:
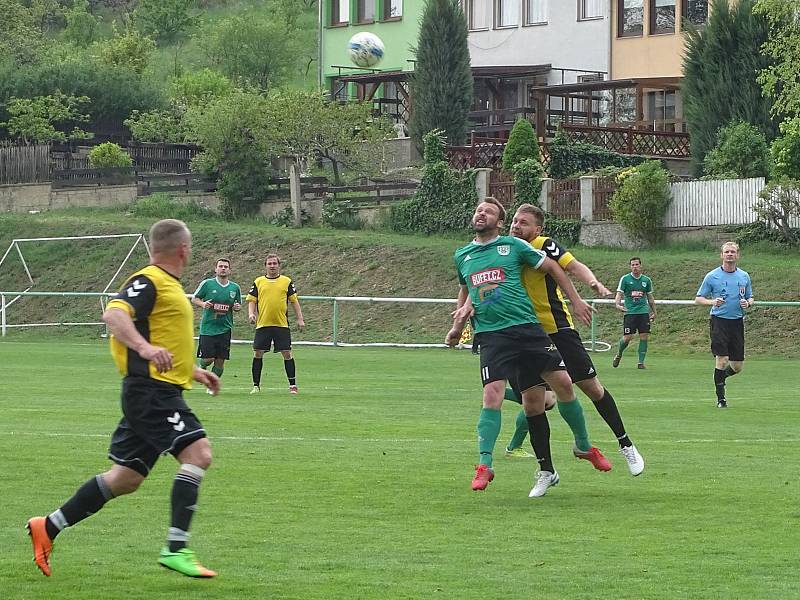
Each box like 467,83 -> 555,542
246,275 -> 298,328
520,236 -> 576,334
107,265 -> 195,389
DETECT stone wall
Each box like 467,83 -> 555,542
580,221 -> 732,248
0,183 -> 51,212
0,182 -> 137,212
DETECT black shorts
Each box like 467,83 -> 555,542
710,316 -> 745,361
253,326 -> 292,352
108,377 -> 206,477
474,323 -> 565,391
197,330 -> 232,360
623,313 -> 651,334
550,328 -> 597,383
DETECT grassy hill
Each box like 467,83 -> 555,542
1,207 -> 798,356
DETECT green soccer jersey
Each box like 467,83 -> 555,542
454,235 -> 546,334
193,277 -> 242,336
617,273 -> 654,314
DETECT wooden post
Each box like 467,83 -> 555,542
289,162 -> 302,228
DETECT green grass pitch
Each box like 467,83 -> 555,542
1,339 -> 797,599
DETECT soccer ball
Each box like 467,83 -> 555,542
348,32 -> 385,68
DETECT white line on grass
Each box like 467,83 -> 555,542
1,430 -> 799,445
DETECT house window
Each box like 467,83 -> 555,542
498,0 -> 519,27
578,0 -> 604,20
525,0 -> 547,25
647,90 -> 676,129
681,0 -> 707,26
331,0 -> 349,25
650,0 -> 675,34
468,0 -> 492,29
357,0 -> 375,23
384,0 -> 402,19
618,0 -> 643,37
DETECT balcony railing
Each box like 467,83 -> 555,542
562,124 -> 690,158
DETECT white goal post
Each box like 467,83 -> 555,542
0,234 -> 148,327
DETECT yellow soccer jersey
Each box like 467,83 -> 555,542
107,265 -> 195,389
520,236 -> 576,334
246,275 -> 298,328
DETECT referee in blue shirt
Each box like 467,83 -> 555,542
695,241 -> 754,408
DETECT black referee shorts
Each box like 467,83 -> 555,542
710,315 -> 745,362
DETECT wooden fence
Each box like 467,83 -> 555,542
52,167 -> 137,188
0,144 -> 51,184
138,173 -> 216,196
127,142 -> 201,174
548,178 -> 582,220
562,124 -> 691,159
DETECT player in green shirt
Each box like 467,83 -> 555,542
445,198 -> 606,498
612,257 -> 657,369
192,258 -> 242,391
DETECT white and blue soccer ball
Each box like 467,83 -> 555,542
348,32 -> 385,68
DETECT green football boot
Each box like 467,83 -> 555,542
158,548 -> 217,578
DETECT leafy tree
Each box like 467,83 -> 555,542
88,142 -> 133,168
683,0 -> 777,175
62,0 -> 101,48
2,91 -> 92,143
512,158 -> 544,209
196,12 -> 296,91
124,106 -> 186,142
92,28 -> 156,75
409,0 -> 473,148
502,118 -> 539,172
753,0 -> 800,118
755,177 -> 800,245
133,0 -> 197,46
263,90 -> 393,183
169,68 -> 232,107
770,117 -> 800,179
0,0 -> 48,65
703,120 -> 770,179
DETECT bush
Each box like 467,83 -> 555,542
548,129 -> 644,179
389,131 -> 477,234
88,142 -> 133,168
753,177 -> 800,245
770,118 -> 800,179
609,161 -> 672,243
703,120 -> 770,179
322,199 -> 365,230
542,215 -> 581,247
131,193 -> 215,220
270,205 -> 311,228
511,158 -> 544,211
502,119 -> 539,172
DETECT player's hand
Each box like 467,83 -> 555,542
194,367 -> 220,395
649,312 -> 656,322
739,298 -> 749,309
248,314 -> 257,325
590,281 -> 612,297
203,300 -> 213,310
445,327 -> 462,347
616,304 -> 627,313
713,297 -> 725,307
139,343 -> 173,372
297,318 -> 305,331
451,303 -> 474,323
571,299 -> 594,327
233,302 -> 241,311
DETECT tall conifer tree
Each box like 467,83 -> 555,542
682,0 -> 777,175
409,0 -> 473,148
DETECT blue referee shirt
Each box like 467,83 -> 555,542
696,267 -> 753,319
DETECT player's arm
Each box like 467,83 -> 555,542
740,277 -> 754,309
103,277 -> 172,372
695,275 -> 722,307
290,298 -> 305,330
191,281 -> 212,310
446,285 -> 470,347
647,292 -> 657,321
564,259 -> 612,297
233,287 -> 242,311
246,281 -> 258,324
614,290 -> 627,312
538,257 -> 593,326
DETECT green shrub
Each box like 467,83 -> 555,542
770,117 -> 800,179
502,119 -> 539,172
269,205 -> 311,227
389,131 -> 477,234
548,129 -> 644,179
510,158 -> 544,213
703,120 -> 770,179
609,161 -> 672,243
753,177 -> 800,245
131,193 -> 215,220
322,199 -> 365,230
88,142 -> 133,168
542,215 -> 581,247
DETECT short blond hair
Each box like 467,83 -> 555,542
149,219 -> 190,255
720,241 -> 740,253
514,203 -> 544,226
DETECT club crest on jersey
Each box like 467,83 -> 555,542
497,245 -> 510,256
230,291 -> 236,299
471,268 -> 505,287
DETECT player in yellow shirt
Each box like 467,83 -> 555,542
505,204 -> 644,475
247,253 -> 305,395
27,219 -> 219,578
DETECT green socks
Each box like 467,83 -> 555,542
507,410 -> 529,451
638,340 -> 648,364
477,408 -> 501,467
617,339 -> 629,356
557,399 -> 591,452
211,365 -> 224,378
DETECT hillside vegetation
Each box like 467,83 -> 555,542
0,208 -> 798,356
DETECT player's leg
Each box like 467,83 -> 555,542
502,384 -> 533,457
637,327 -> 650,368
196,335 -> 213,370
710,316 -> 732,407
518,382 -> 559,498
209,332 -> 230,380
251,328 -> 269,393
613,318 -> 634,367
276,328 -> 296,393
